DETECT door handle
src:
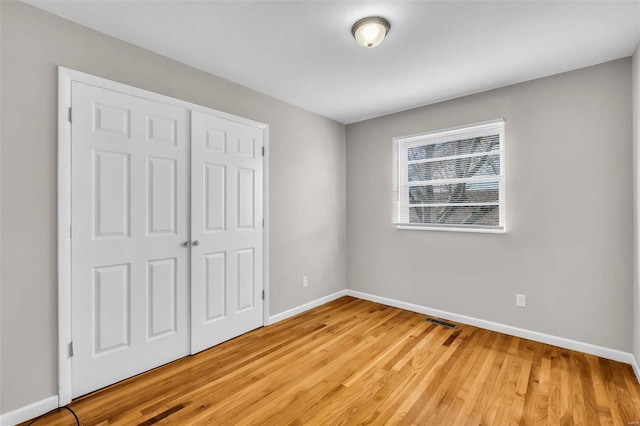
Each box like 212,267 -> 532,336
192,240 -> 200,247
182,241 -> 190,247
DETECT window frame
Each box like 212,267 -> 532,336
392,119 -> 506,233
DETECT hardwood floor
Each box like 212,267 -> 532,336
24,297 -> 640,425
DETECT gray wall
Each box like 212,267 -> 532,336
0,1 -> 346,414
633,42 -> 640,363
346,59 -> 633,352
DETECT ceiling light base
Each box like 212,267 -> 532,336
351,16 -> 390,49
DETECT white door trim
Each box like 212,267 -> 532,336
57,66 -> 270,405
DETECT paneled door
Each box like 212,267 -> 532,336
71,82 -> 190,397
190,111 -> 264,354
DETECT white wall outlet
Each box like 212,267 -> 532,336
516,293 -> 526,307
303,276 -> 308,287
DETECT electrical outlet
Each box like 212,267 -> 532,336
303,276 -> 308,287
516,293 -> 526,307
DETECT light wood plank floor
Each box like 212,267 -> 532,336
24,297 -> 640,425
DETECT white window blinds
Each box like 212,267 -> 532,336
392,119 -> 505,232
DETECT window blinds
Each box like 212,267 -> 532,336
392,119 -> 505,232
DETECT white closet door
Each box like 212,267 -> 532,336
190,111 -> 264,354
71,82 -> 190,397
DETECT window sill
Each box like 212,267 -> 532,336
394,224 -> 506,234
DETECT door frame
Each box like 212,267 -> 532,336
57,67 -> 270,405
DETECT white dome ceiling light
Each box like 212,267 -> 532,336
351,16 -> 391,49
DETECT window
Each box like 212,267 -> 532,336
392,119 -> 505,233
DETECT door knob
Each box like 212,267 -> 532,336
192,240 -> 200,246
182,241 -> 190,247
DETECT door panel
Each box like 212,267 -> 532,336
236,168 -> 255,229
93,151 -> 130,238
191,111 -> 264,354
205,164 -> 226,231
147,157 -> 177,235
71,82 -> 190,398
237,248 -> 255,311
205,252 -> 226,321
147,257 -> 177,338
93,264 -> 130,354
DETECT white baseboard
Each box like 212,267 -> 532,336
632,355 -> 640,384
267,288 -> 636,366
0,395 -> 58,426
346,289 -> 636,366
266,290 -> 348,325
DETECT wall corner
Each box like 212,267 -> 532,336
632,40 -> 640,366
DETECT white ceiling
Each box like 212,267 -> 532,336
26,1 -> 640,124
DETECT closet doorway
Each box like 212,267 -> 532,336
58,68 -> 268,402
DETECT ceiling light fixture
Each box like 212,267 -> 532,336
351,16 -> 390,48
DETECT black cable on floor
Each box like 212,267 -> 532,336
27,405 -> 80,425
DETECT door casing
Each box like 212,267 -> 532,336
57,67 -> 270,405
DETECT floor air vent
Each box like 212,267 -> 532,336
425,317 -> 458,329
